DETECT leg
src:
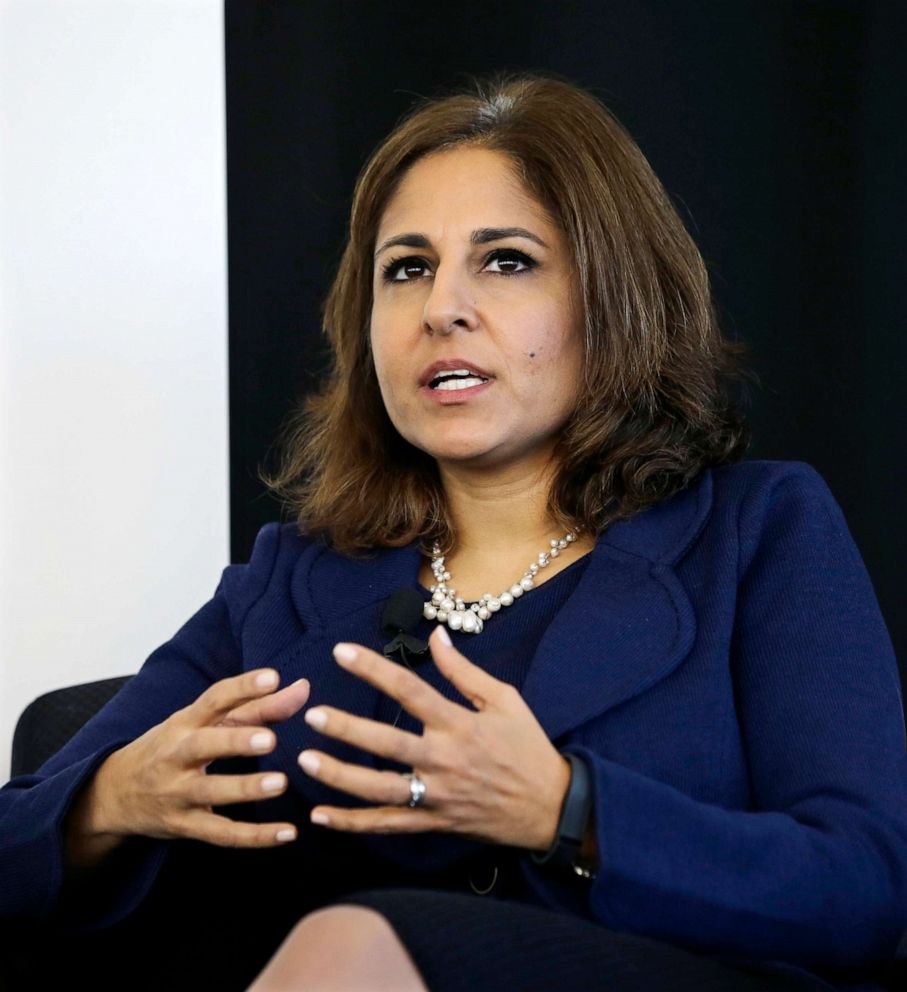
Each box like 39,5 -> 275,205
247,905 -> 429,992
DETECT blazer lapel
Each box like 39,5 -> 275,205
520,533 -> 699,742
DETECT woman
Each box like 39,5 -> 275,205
1,72 -> 905,992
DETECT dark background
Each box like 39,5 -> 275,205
224,1 -> 906,684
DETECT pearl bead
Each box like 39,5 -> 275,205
462,613 -> 477,633
510,584 -> 523,598
437,610 -> 448,622
441,598 -> 454,611
424,605 -> 437,619
447,611 -> 463,630
500,592 -> 514,606
432,591 -> 444,605
487,598 -> 501,612
478,606 -> 491,620
550,547 -> 559,557
520,577 -> 534,590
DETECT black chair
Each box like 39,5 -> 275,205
11,675 -> 134,779
9,680 -> 907,989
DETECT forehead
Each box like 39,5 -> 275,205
377,147 -> 554,235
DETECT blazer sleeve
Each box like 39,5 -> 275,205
520,464 -> 907,970
0,522 -> 283,934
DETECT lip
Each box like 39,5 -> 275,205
421,378 -> 495,404
418,358 -> 495,388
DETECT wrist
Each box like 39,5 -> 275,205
529,752 -> 596,875
63,755 -> 127,870
539,754 -> 572,851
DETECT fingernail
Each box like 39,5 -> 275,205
276,828 -> 296,843
333,643 -> 357,664
305,708 -> 327,728
261,774 -> 285,792
256,670 -> 278,688
299,751 -> 320,774
311,811 -> 331,825
250,732 -> 273,750
436,625 -> 452,647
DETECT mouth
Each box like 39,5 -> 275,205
421,373 -> 495,405
427,370 -> 492,391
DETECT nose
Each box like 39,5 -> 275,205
422,261 -> 478,336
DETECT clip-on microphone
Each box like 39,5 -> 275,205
380,587 -> 430,729
381,587 -> 430,668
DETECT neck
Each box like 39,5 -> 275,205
437,457 -> 570,559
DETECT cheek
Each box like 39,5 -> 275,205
368,320 -> 395,384
518,319 -> 578,381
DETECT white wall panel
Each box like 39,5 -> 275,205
0,0 -> 228,780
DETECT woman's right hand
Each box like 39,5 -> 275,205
74,668 -> 310,856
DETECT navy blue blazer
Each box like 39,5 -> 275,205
2,459 -> 906,983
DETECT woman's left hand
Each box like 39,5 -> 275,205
297,625 -> 572,852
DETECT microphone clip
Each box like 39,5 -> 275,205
383,632 -> 430,659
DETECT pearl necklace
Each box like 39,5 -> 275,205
422,527 -> 582,634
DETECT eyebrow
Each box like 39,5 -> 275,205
373,226 -> 550,259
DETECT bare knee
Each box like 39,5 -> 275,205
247,905 -> 427,992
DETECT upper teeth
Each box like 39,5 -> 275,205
430,368 -> 488,390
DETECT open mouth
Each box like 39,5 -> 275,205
429,370 -> 491,391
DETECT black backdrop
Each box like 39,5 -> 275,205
224,1 -> 906,685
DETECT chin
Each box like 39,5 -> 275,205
421,439 -> 502,465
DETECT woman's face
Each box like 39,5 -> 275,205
369,146 -> 583,473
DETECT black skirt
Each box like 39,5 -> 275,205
330,886 -> 843,992
0,834 -> 887,992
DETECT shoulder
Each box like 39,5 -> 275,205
218,521 -> 319,624
710,458 -> 843,526
708,458 -> 855,575
710,458 -> 836,504
605,459 -> 841,566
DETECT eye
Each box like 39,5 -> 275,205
381,257 -> 430,282
485,249 -> 536,275
379,248 -> 538,283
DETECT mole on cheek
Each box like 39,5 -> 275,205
528,351 -> 536,358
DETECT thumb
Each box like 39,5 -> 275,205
226,678 -> 311,726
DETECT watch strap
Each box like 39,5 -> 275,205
529,752 -> 594,870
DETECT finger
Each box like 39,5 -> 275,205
186,769 -> 291,808
307,804 -> 442,835
332,643 -> 465,728
182,669 -> 285,728
428,626 -> 515,710
297,749 -> 421,806
181,808 -> 299,848
301,706 -> 424,765
224,678 -> 311,726
176,725 -> 281,766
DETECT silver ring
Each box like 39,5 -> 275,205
402,772 -> 427,807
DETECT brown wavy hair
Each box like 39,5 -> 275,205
260,70 -> 757,558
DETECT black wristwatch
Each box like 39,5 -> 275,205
529,752 -> 597,878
